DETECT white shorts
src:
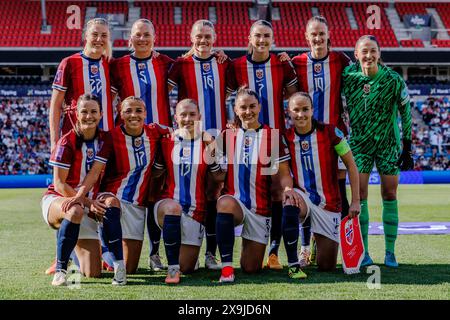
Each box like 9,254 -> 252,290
120,201 -> 146,241
218,195 -> 271,245
41,194 -> 99,240
154,199 -> 205,247
97,192 -> 146,241
294,189 -> 340,243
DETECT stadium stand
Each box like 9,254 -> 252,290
0,0 -> 449,48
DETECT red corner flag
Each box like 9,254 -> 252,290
340,216 -> 365,274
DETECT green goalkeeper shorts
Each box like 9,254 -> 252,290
353,145 -> 401,176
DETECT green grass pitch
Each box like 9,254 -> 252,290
0,185 -> 449,300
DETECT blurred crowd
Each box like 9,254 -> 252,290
0,98 -> 50,175
0,96 -> 449,175
412,97 -> 450,171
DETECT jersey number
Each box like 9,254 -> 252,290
89,78 -> 102,95
139,71 -> 148,85
203,74 -> 214,90
135,150 -> 146,167
314,77 -> 324,92
302,154 -> 313,171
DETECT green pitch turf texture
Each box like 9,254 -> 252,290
0,185 -> 449,300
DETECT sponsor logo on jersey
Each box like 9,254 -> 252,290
202,63 -> 211,72
256,69 -> 264,80
54,70 -> 63,84
90,65 -> 99,75
134,137 -> 142,148
363,84 -> 371,94
86,148 -> 94,159
55,146 -> 65,161
345,219 -> 354,245
301,140 -> 310,151
314,63 -> 322,73
182,147 -> 191,158
138,63 -> 146,70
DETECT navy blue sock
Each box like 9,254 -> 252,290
339,178 -> 350,219
300,216 -> 311,247
282,205 -> 300,265
56,219 -> 80,271
101,207 -> 123,261
205,200 -> 218,256
99,225 -> 115,267
162,215 -> 181,266
216,213 -> 235,264
269,201 -> 282,256
146,202 -> 162,256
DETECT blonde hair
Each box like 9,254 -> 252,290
247,20 -> 273,54
182,19 -> 216,58
128,19 -> 156,51
84,18 -> 112,60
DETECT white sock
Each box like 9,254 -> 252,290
113,260 -> 125,270
301,245 -> 310,252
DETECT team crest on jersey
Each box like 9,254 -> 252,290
244,136 -> 253,147
55,146 -> 65,161
138,63 -> 146,70
301,140 -> 309,151
90,65 -> 99,75
202,63 -> 211,72
344,219 -> 354,245
255,69 -> 264,80
314,63 -> 322,73
134,137 -> 143,148
363,84 -> 371,94
86,148 -> 94,159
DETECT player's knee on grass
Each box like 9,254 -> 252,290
66,205 -> 84,224
241,259 -> 263,274
180,245 -> 200,274
315,234 -> 338,272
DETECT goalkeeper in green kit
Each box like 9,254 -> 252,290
342,35 -> 413,268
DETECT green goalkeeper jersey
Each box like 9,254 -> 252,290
342,63 -> 412,154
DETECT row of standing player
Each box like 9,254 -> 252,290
43,14 -> 413,285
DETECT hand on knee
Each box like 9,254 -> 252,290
66,205 -> 84,224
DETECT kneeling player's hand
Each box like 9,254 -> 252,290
61,195 -> 85,213
90,199 -> 107,216
348,201 -> 361,218
397,139 -> 414,171
283,188 -> 302,208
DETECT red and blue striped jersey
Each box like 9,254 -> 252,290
95,124 -> 169,206
52,52 -> 114,134
168,55 -> 230,133
292,51 -> 351,134
284,122 -> 346,213
227,54 -> 298,131
154,132 -> 220,223
46,129 -> 107,197
219,125 -> 290,217
110,53 -> 173,126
